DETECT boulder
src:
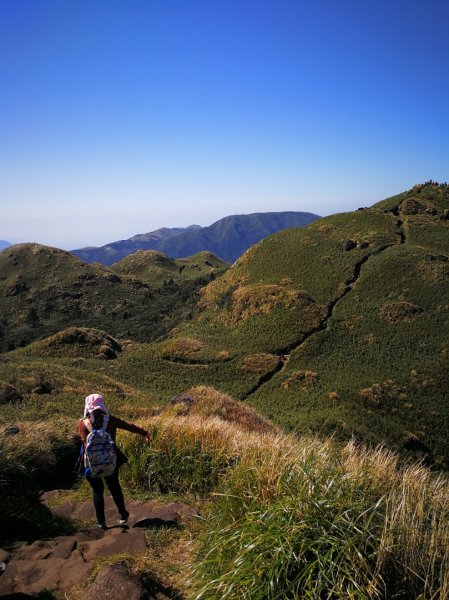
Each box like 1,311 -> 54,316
342,239 -> 356,251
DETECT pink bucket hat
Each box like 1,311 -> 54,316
83,393 -> 109,418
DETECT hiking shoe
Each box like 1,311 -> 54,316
96,522 -> 107,530
119,511 -> 129,524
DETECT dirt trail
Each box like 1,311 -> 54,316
0,491 -> 196,598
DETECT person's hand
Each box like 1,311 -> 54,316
144,433 -> 151,445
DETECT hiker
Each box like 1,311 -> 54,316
77,393 -> 151,529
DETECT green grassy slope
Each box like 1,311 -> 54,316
111,183 -> 449,466
111,250 -> 229,285
116,207 -> 400,400
248,183 -> 449,464
0,245 -> 228,352
1,184 -> 448,467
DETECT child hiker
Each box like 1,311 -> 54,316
77,393 -> 151,529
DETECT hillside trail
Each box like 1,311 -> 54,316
0,491 -> 196,598
241,210 -> 407,400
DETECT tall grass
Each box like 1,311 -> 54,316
120,416 -> 242,496
118,409 -> 449,599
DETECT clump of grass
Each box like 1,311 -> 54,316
281,370 -> 319,389
163,386 -> 277,434
241,353 -> 281,374
230,285 -> 313,322
190,433 -> 449,599
119,415 -> 243,496
161,337 -> 206,362
379,301 -> 423,323
190,435 -> 386,599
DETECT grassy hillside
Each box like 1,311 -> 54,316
111,250 -> 228,285
2,184 -> 449,597
110,183 -> 449,466
1,185 -> 447,467
0,244 -> 227,352
2,386 -> 449,598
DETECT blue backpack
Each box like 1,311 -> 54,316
83,415 -> 117,478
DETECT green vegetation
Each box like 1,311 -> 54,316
111,250 -> 228,286
0,419 -> 79,543
4,386 -> 449,597
2,184 -> 449,597
0,244 -> 227,352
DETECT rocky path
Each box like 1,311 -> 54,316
0,491 -> 196,598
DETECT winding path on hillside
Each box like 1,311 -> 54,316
241,210 -> 407,400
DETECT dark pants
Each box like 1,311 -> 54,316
86,467 -> 126,524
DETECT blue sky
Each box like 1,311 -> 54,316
1,0 -> 448,249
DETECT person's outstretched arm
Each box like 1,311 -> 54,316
112,415 -> 151,444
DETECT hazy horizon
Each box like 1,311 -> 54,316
1,0 -> 448,249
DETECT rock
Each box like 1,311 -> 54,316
342,239 -> 356,251
87,563 -> 147,600
43,494 -> 197,530
40,489 -> 60,502
31,378 -> 53,394
0,381 -> 22,404
0,548 -> 91,596
78,528 -> 147,560
3,425 -> 20,436
170,393 -> 195,407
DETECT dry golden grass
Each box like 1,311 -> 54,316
230,284 -> 312,322
282,370 -> 319,389
342,440 -> 449,597
379,301 -> 423,323
241,353 -> 280,374
160,337 -> 206,362
359,380 -> 407,407
43,327 -> 122,359
162,385 -> 277,435
418,259 -> 449,282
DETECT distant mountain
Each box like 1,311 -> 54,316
159,212 -> 321,262
71,226 -> 202,265
70,212 -> 320,265
0,240 -> 11,250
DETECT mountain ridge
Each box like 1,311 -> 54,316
71,211 -> 320,265
71,225 -> 201,265
159,211 -> 320,262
